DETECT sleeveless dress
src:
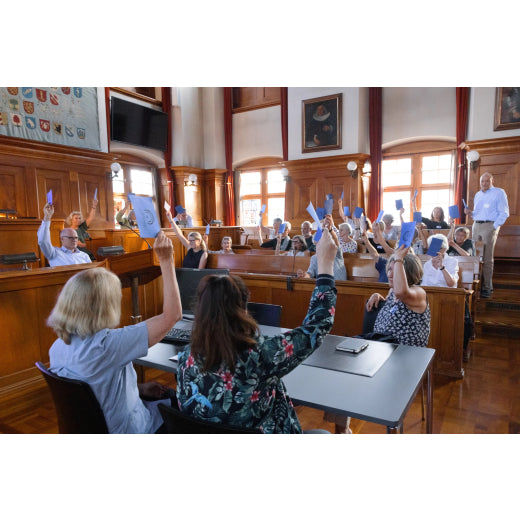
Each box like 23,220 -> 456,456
374,291 -> 431,348
183,248 -> 204,268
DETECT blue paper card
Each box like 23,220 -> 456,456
375,210 -> 385,223
128,194 -> 161,238
205,224 -> 210,235
278,223 -> 286,234
343,206 -> 350,217
413,211 -> 422,223
395,199 -> 403,210
47,189 -> 52,205
353,207 -> 363,219
462,199 -> 468,209
412,189 -> 418,200
316,207 -> 325,220
260,204 -> 266,214
326,193 -> 333,200
306,202 -> 321,225
398,221 -> 416,248
324,199 -> 334,215
449,204 -> 460,219
314,227 -> 323,243
174,205 -> 185,215
426,237 -> 443,257
94,188 -> 98,201
341,191 -> 344,201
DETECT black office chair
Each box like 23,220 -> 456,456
247,302 -> 282,327
158,403 -> 260,434
35,362 -> 109,434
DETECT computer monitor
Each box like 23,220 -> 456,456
175,268 -> 229,317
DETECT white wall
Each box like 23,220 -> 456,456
202,88 -> 226,169
382,87 -> 456,148
468,87 -> 520,141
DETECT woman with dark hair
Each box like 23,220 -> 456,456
176,228 -> 339,433
411,198 -> 449,230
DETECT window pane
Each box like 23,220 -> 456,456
239,171 -> 261,196
268,197 -> 285,223
240,198 -> 261,226
267,169 -> 285,194
130,168 -> 154,196
382,158 -> 411,187
382,190 -> 411,223
421,189 -> 450,219
422,154 -> 452,184
112,166 -> 125,194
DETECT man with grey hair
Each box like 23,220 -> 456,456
37,204 -> 92,267
464,172 -> 509,298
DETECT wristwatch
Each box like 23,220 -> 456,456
440,265 -> 446,271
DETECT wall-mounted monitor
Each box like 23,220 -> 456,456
110,96 -> 168,151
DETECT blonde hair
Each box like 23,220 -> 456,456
188,231 -> 207,251
66,211 -> 83,226
47,268 -> 122,344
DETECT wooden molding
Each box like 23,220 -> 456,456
281,153 -> 370,174
465,136 -> 520,156
110,87 -> 162,106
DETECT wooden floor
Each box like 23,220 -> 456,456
1,276 -> 519,435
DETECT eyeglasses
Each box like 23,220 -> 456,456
62,236 -> 78,240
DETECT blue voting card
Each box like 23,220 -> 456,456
341,191 -> 344,201
398,221 -> 416,248
462,199 -> 468,209
343,206 -> 350,217
205,224 -> 210,235
174,204 -> 185,215
278,223 -> 286,234
326,193 -> 333,200
395,199 -> 403,210
128,194 -> 161,238
260,204 -> 266,214
375,210 -> 385,223
426,237 -> 443,257
306,202 -> 321,225
412,189 -> 418,200
94,188 -> 98,201
316,207 -> 325,220
314,227 -> 323,242
353,207 -> 364,219
449,205 -> 460,219
324,198 -> 334,215
413,211 -> 422,223
47,189 -> 52,205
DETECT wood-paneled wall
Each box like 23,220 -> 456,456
281,154 -> 370,228
466,136 -> 520,258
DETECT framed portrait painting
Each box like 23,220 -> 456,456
494,87 -> 520,131
302,93 -> 342,153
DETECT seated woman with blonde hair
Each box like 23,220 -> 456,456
47,232 -> 182,434
166,208 -> 208,269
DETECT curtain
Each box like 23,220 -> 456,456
161,87 -> 175,211
455,87 -> 470,223
281,87 -> 289,161
368,87 -> 383,222
224,87 -> 236,226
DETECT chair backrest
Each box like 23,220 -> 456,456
35,362 -> 108,434
158,403 -> 260,434
247,301 -> 282,327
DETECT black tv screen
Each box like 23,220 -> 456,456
110,97 -> 168,151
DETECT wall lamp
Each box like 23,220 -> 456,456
184,173 -> 198,187
347,161 -> 358,178
467,150 -> 480,171
111,162 -> 122,179
280,167 -> 289,181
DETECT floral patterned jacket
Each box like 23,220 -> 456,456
176,276 -> 337,433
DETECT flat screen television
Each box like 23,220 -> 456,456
175,268 -> 230,317
110,97 -> 168,151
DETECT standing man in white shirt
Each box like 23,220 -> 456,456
37,204 -> 92,267
465,172 -> 509,298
